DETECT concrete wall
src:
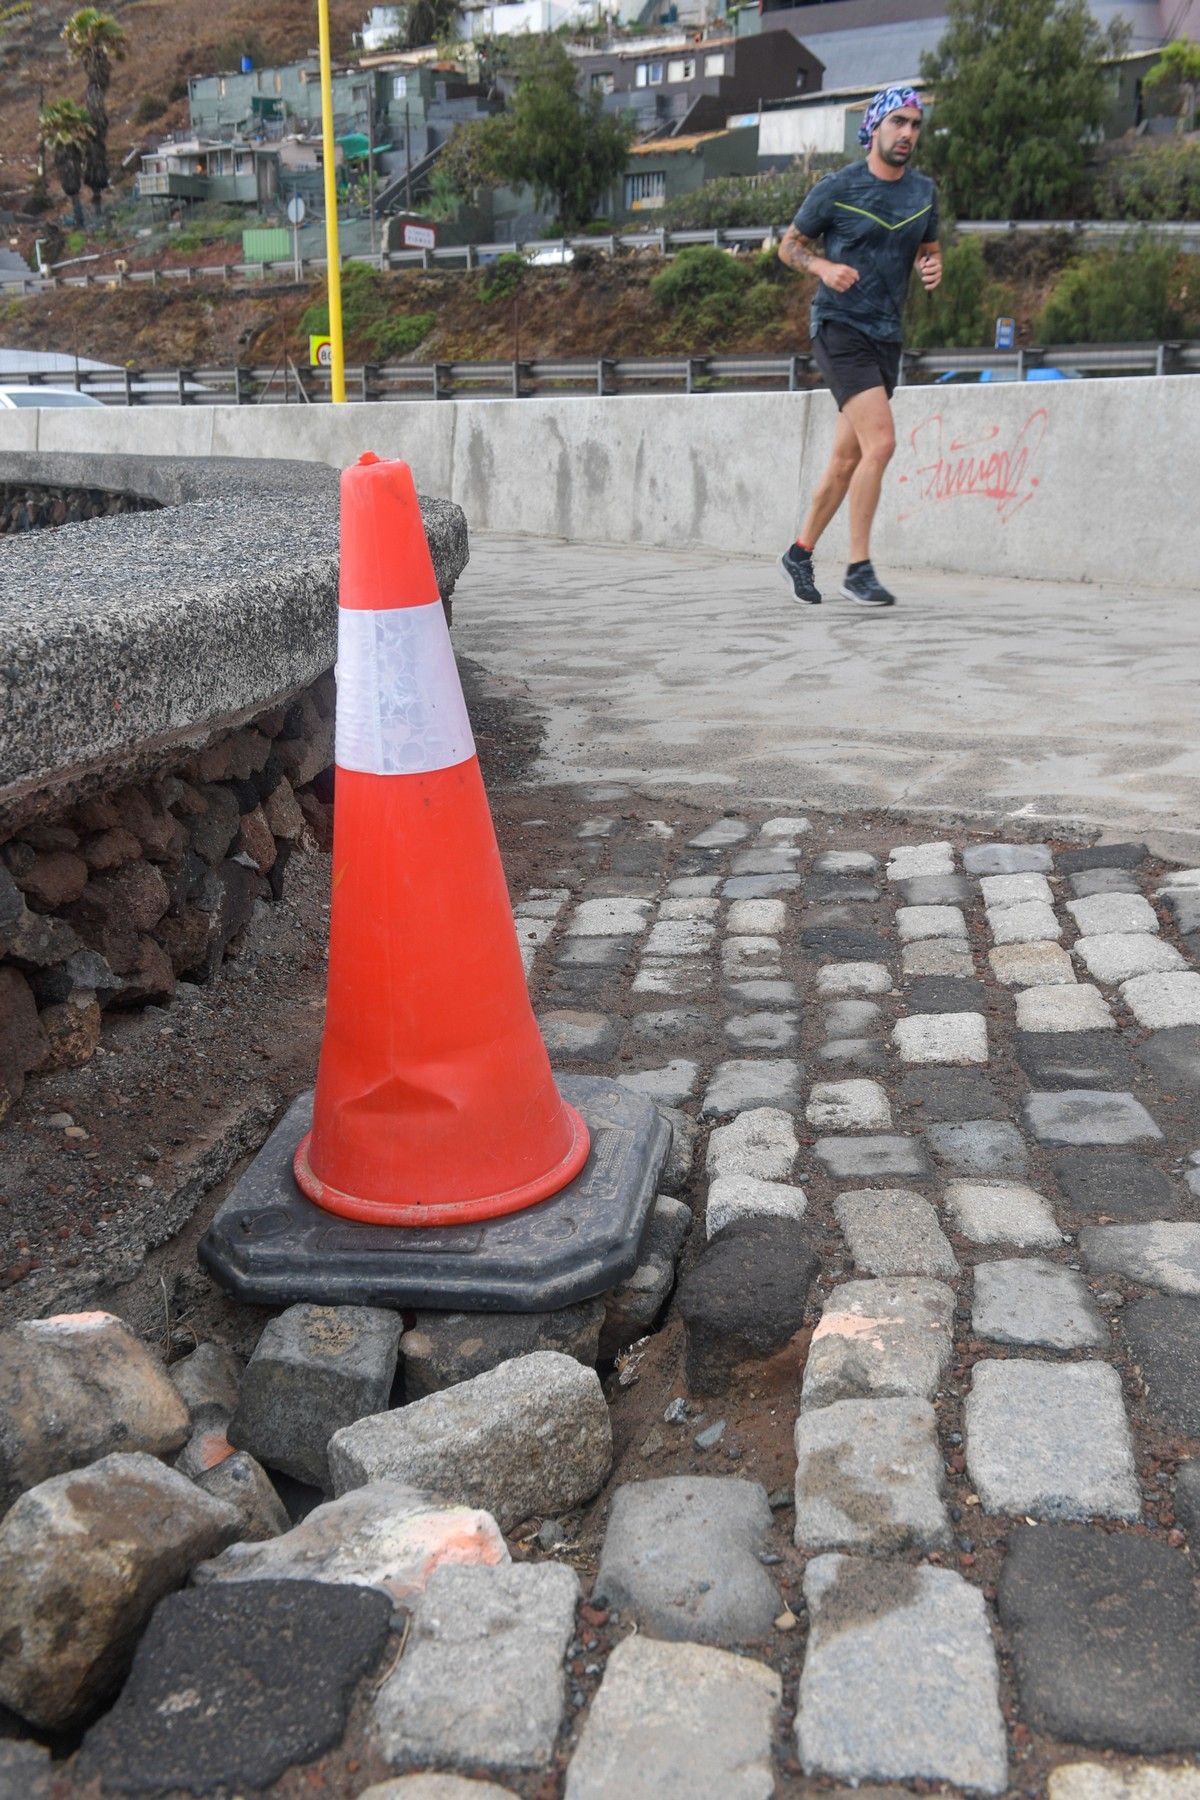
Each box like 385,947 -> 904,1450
2,377 -> 1194,589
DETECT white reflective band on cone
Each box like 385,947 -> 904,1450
334,601 -> 476,777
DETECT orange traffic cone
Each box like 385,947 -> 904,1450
292,453 -> 589,1228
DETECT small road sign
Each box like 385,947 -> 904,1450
287,196 -> 307,226
310,335 -> 332,369
402,222 -> 436,250
995,316 -> 1016,350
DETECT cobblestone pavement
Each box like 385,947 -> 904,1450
502,797 -> 1200,1798
455,535 -> 1200,860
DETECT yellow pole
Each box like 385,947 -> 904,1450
317,0 -> 346,403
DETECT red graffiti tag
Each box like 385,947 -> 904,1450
896,408 -> 1049,524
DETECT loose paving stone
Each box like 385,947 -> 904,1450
0,1452 -> 239,1728
731,849 -> 798,876
801,926 -> 891,960
813,1136 -> 932,1180
1016,1031 -> 1138,1089
721,935 -> 782,981
896,904 -> 968,943
795,1554 -> 1008,1792
980,872 -> 1055,908
834,1189 -> 957,1279
328,1352 -> 612,1532
617,1060 -> 699,1106
965,1360 -> 1138,1520
679,1218 -> 819,1391
1049,1766 -> 1200,1800
557,935 -> 629,968
578,817 -> 615,838
989,900 -> 1062,944
1051,1149 -> 1180,1221
815,850 -> 879,877
1068,892 -> 1160,936
973,1259 -> 1106,1350
897,1067 -> 1003,1122
689,819 -> 750,849
725,1011 -> 800,1050
659,1107 -> 697,1195
816,961 -> 892,995
990,941 -> 1077,987
1072,867 -> 1143,897
1016,984 -> 1116,1033
944,1180 -> 1061,1248
1057,841 -> 1149,873
402,1301 -> 604,1399
1080,1223 -> 1200,1296
816,1037 -> 888,1071
1075,933 -> 1186,984
806,874 -> 881,902
565,897 -> 653,936
893,1012 -> 988,1065
964,842 -> 1053,875
1162,889 -> 1200,933
901,939 -> 976,977
1024,1088 -> 1163,1145
807,1079 -> 892,1132
998,1525 -> 1200,1751
667,875 -> 722,898
75,1580 -> 392,1795
1123,972 -> 1200,1029
887,842 -> 955,880
630,1006 -> 710,1047
1123,1295 -> 1200,1435
196,1451 -> 290,1541
758,815 -> 811,842
706,1175 -> 807,1238
584,875 -> 658,899
563,1634 -> 781,1800
701,1058 -> 801,1118
926,1118 -> 1028,1177
0,1311 -> 190,1510
230,1304 -> 404,1491
1137,1024 -> 1200,1093
706,1107 -> 797,1180
904,975 -> 989,1012
723,873 -> 806,899
538,1010 -> 620,1058
593,1476 -> 779,1645
793,1396 -> 951,1552
892,873 -> 973,907
645,918 -> 716,958
1157,868 -> 1200,890
729,977 -> 801,1006
372,1562 -> 580,1772
823,997 -> 883,1039
631,962 -> 709,998
599,1195 -> 691,1358
196,1482 -> 508,1601
169,1341 -> 242,1427
360,1782 -> 518,1799
801,1278 -> 954,1409
726,897 -> 786,934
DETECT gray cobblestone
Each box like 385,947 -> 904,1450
834,1189 -> 957,1279
801,1278 -> 954,1408
793,1397 -> 951,1553
965,1360 -> 1139,1521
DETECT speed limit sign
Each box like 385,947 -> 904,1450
309,335 -> 333,369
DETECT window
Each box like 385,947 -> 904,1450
625,168 -> 666,208
393,73 -> 408,97
635,60 -> 664,86
590,70 -> 615,94
667,57 -> 695,81
703,51 -> 726,76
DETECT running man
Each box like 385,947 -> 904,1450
777,86 -> 942,608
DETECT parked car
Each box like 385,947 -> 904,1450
934,367 -> 1083,384
0,386 -> 106,407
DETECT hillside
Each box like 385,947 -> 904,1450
0,0 -> 364,208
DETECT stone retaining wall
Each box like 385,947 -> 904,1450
0,483 -> 158,534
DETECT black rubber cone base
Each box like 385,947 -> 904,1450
199,1075 -> 670,1312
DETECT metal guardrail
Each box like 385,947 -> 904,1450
5,217 -> 1199,296
1,341 -> 1196,405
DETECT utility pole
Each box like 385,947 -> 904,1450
366,87 -> 377,256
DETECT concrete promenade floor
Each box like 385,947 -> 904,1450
456,534 -> 1200,860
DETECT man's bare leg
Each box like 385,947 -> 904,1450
797,409 -> 862,548
841,385 -> 897,563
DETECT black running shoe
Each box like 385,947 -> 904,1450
841,562 -> 896,607
779,543 -> 822,604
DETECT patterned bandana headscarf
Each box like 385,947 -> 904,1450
858,85 -> 923,147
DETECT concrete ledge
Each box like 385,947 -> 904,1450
0,452 -> 468,833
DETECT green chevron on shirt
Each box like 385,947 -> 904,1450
833,200 -> 933,231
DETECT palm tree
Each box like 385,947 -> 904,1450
61,8 -> 127,221
39,99 -> 91,230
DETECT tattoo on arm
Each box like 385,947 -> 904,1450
779,226 -> 822,274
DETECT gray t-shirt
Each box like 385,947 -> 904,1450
793,160 -> 939,345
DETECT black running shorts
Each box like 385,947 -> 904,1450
811,321 -> 902,410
